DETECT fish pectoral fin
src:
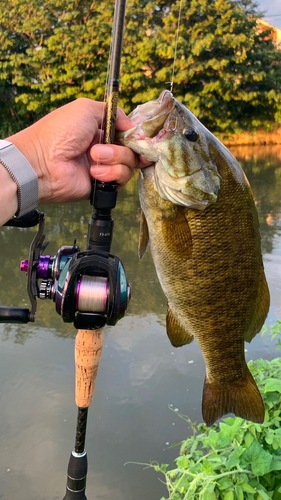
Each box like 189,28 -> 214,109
202,368 -> 265,427
162,208 -> 193,259
166,303 -> 194,347
245,272 -> 270,343
138,211 -> 149,259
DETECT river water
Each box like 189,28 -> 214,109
0,145 -> 280,500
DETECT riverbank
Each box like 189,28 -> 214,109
220,127 -> 281,147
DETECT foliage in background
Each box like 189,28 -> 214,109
1,0 -> 281,135
0,0 -> 114,133
264,321 -> 281,350
146,322 -> 281,500
121,0 -> 281,134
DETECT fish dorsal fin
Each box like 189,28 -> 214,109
138,210 -> 149,259
166,302 -> 194,347
244,271 -> 270,343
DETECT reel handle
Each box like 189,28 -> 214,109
4,209 -> 40,228
0,306 -> 30,323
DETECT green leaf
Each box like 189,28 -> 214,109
202,491 -> 216,500
208,428 -> 230,448
177,477 -> 191,491
220,418 -> 243,442
261,325 -> 268,337
206,482 -> 215,493
246,494 -> 255,500
226,446 -> 245,470
201,483 -> 216,500
257,490 -> 270,500
265,433 -> 274,445
222,491 -> 234,500
176,456 -> 189,469
269,458 -> 281,471
208,454 -> 223,464
264,378 -> 281,393
245,432 -> 255,448
235,484 -> 244,500
242,441 -> 272,475
241,482 -> 256,493
218,478 -> 233,491
202,459 -> 215,474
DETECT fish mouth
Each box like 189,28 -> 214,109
129,90 -> 174,126
118,91 -> 175,142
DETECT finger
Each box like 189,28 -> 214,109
90,164 -> 133,189
90,144 -> 139,169
67,98 -> 106,128
138,155 -> 153,168
116,107 -> 134,131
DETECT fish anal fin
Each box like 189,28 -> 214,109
202,368 -> 264,427
166,303 -> 194,347
138,211 -> 149,259
245,272 -> 270,343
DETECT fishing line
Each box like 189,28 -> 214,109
170,0 -> 183,93
76,276 -> 108,313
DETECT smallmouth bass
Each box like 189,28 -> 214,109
119,91 -> 270,426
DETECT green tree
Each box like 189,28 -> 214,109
0,0 -> 281,134
121,0 -> 281,133
0,0 -> 114,122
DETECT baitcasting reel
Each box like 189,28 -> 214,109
0,211 -> 130,329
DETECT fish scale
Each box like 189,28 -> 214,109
120,91 -> 270,426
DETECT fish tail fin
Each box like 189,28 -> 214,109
202,368 -> 264,427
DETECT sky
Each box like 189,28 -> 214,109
255,0 -> 281,29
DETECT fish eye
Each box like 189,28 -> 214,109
183,127 -> 199,142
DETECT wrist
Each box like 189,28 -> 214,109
7,125 -> 48,205
0,138 -> 39,218
0,161 -> 18,225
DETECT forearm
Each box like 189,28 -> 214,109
0,99 -> 144,227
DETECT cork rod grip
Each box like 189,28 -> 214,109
75,329 -> 104,408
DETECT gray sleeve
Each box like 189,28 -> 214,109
0,140 -> 38,217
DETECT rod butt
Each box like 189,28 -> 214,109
63,451 -> 88,500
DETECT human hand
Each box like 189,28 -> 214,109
7,98 -> 151,206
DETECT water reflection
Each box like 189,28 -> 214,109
230,145 -> 281,324
229,145 -> 281,255
0,147 -> 280,499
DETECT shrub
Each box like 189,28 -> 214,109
151,322 -> 281,499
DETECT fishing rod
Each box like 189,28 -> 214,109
63,1 -> 128,498
0,0 -> 128,498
